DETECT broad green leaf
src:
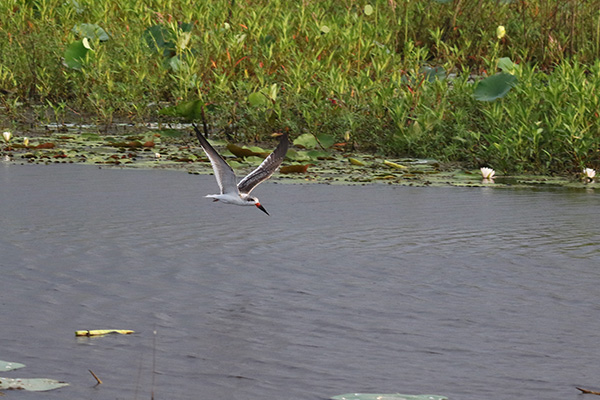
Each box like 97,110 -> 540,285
179,22 -> 194,33
331,394 -> 447,400
71,23 -> 109,41
473,73 -> 518,101
320,25 -> 330,34
293,133 -> 318,149
364,4 -> 374,15
0,360 -> 25,372
284,149 -> 311,161
157,129 -> 185,138
306,150 -> 332,160
64,40 -> 90,70
245,156 -> 264,165
497,57 -> 520,75
421,66 -> 446,82
159,100 -> 204,120
0,377 -> 69,392
316,133 -> 335,149
143,25 -> 174,53
166,55 -> 184,72
80,133 -> 101,141
248,92 -> 267,107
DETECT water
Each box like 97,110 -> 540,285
1,164 -> 599,400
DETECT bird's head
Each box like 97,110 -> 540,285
247,196 -> 270,215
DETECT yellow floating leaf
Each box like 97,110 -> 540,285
383,160 -> 406,169
348,157 -> 365,166
373,175 -> 396,180
75,329 -> 134,337
226,143 -> 262,158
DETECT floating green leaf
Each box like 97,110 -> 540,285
331,394 -> 447,400
0,360 -> 25,372
63,39 -> 90,70
316,133 -> 335,149
293,133 -> 318,149
71,23 -> 109,41
0,377 -> 69,392
473,73 -> 518,101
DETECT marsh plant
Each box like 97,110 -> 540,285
0,0 -> 599,175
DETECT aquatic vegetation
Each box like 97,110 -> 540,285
0,360 -> 68,392
1,0 -> 600,175
0,125 -> 593,190
331,394 -> 447,400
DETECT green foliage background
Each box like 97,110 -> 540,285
1,0 -> 599,174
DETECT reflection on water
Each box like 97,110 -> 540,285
1,164 -> 600,400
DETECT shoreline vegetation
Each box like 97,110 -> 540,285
1,0 -> 600,178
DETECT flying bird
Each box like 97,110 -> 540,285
192,124 -> 288,215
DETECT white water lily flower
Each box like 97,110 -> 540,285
583,168 -> 596,179
480,167 -> 495,179
23,137 -> 29,146
154,152 -> 161,159
3,131 -> 12,142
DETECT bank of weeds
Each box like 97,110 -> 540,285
1,0 -> 599,175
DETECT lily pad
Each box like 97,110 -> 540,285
316,133 -> 335,149
71,23 -> 110,41
473,73 -> 518,101
64,40 -> 90,70
331,394 -> 447,400
0,377 -> 69,392
293,133 -> 318,149
0,360 -> 25,372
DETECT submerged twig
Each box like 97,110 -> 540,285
88,369 -> 102,385
151,328 -> 157,400
577,387 -> 600,395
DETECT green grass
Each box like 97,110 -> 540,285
1,0 -> 600,175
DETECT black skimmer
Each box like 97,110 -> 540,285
192,124 -> 288,215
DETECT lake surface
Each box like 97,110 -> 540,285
1,164 -> 599,400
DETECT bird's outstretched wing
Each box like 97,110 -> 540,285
237,133 -> 289,195
192,124 -> 238,195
